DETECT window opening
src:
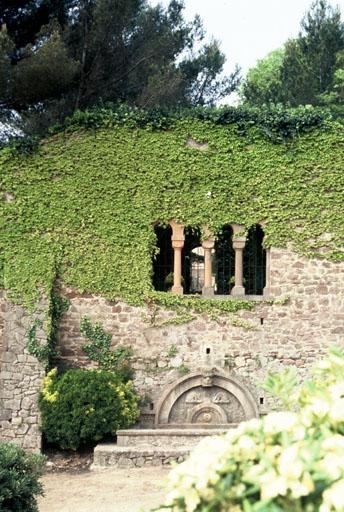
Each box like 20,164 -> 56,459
183,227 -> 203,294
214,225 -> 235,295
243,225 -> 266,295
152,224 -> 173,291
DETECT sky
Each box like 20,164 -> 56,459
149,0 -> 344,78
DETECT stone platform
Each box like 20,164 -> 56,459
92,428 -> 234,468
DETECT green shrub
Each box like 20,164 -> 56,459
39,368 -> 139,450
0,441 -> 45,512
160,348 -> 344,512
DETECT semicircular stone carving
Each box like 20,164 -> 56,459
155,371 -> 258,427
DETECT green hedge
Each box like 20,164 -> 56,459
39,368 -> 140,450
0,442 -> 45,512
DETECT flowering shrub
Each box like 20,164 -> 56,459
160,348 -> 344,512
39,368 -> 139,450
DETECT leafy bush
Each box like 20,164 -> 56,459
39,368 -> 139,450
160,348 -> 344,512
0,441 -> 45,512
50,103 -> 329,142
7,134 -> 40,156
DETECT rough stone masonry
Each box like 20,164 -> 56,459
0,247 -> 343,450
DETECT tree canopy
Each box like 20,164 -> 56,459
239,49 -> 284,106
0,0 -> 240,135
241,0 -> 344,109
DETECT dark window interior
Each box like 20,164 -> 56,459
243,224 -> 266,295
182,227 -> 203,294
214,224 -> 235,295
152,224 -> 173,291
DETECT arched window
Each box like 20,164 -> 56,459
183,227 -> 203,294
152,224 -> 173,291
152,221 -> 269,296
243,224 -> 266,295
214,225 -> 235,295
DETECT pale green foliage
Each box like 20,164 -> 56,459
167,344 -> 178,358
0,119 -> 343,311
240,49 -> 285,106
262,367 -> 299,409
160,348 -> 344,512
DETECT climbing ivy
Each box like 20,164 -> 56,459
27,319 -> 52,366
0,108 -> 343,311
80,316 -> 133,380
26,293 -> 70,367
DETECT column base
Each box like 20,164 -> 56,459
263,287 -> 271,297
202,286 -> 214,297
171,286 -> 183,295
231,286 -> 245,296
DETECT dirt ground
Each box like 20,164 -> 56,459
38,467 -> 170,512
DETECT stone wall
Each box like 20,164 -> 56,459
0,290 -> 5,356
57,247 -> 344,420
0,296 -> 48,451
0,246 -> 342,446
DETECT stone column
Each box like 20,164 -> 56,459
231,237 -> 246,296
170,220 -> 185,295
202,238 -> 215,296
263,248 -> 271,296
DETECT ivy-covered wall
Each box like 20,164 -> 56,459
0,118 -> 343,311
0,291 -> 4,354
0,113 -> 343,443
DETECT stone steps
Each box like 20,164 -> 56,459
92,427 -> 236,468
117,427 -> 235,447
92,444 -> 190,469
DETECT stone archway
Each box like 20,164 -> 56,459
155,369 -> 258,428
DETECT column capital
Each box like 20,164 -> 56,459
169,220 -> 185,242
232,237 -> 246,250
201,238 -> 215,250
231,223 -> 245,236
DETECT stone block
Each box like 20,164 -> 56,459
0,410 -> 12,421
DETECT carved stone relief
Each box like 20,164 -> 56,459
155,370 -> 258,427
169,385 -> 245,425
